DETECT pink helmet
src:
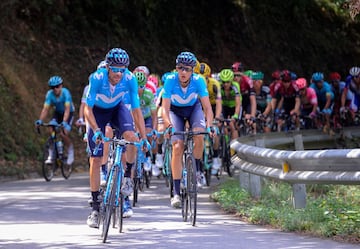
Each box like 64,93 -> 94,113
148,74 -> 159,88
296,78 -> 307,90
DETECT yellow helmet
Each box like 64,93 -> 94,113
199,62 -> 211,78
193,60 -> 201,74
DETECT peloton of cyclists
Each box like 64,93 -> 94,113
197,62 -> 222,173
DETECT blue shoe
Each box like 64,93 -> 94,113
123,198 -> 133,218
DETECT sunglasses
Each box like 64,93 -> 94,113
234,74 -> 241,77
283,80 -> 291,83
176,65 -> 193,72
222,81 -> 231,84
51,84 -> 62,89
139,85 -> 145,89
109,66 -> 126,73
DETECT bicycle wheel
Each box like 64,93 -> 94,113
116,193 -> 124,233
101,167 -> 118,243
42,138 -> 56,182
140,163 -> 146,190
133,178 -> 139,207
181,178 -> 188,222
60,147 -> 73,179
203,149 -> 212,186
186,155 -> 197,226
163,144 -> 173,197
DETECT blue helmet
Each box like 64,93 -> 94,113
105,48 -> 130,67
48,76 -> 63,87
312,72 -> 324,81
176,52 -> 197,67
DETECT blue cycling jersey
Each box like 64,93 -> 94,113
86,68 -> 140,109
44,87 -> 75,113
310,81 -> 334,103
162,72 -> 209,107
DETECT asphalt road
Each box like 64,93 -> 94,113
0,172 -> 358,249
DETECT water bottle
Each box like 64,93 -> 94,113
57,140 -> 63,155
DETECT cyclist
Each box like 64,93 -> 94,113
269,70 -> 282,112
296,78 -> 318,128
35,75 -> 75,166
76,60 -> 112,186
328,72 -> 351,128
85,48 -> 147,227
273,70 -> 301,132
135,71 -> 158,172
219,69 -> 241,139
152,72 -> 172,177
198,62 -> 222,172
341,66 -> 360,123
309,72 -> 334,134
231,61 -> 257,124
252,71 -> 272,133
162,51 -> 214,208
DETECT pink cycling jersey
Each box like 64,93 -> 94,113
301,87 -> 318,109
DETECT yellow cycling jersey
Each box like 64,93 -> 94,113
206,77 -> 222,105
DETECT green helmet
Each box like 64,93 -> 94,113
219,69 -> 234,82
243,70 -> 253,77
135,71 -> 147,87
251,71 -> 264,80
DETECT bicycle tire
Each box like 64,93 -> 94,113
42,138 -> 56,182
204,168 -> 211,186
140,164 -> 146,190
60,155 -> 73,179
144,170 -> 151,189
203,148 -> 211,186
117,193 -> 124,233
186,155 -> 197,226
163,143 -> 173,197
133,178 -> 139,207
181,184 -> 188,222
101,167 -> 118,243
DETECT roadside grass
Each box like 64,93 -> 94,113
211,178 -> 360,244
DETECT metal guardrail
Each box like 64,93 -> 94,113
231,128 -> 360,185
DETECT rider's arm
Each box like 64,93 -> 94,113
215,82 -> 222,119
200,96 -> 214,128
63,103 -> 71,123
249,94 -> 257,117
132,108 -> 147,139
38,104 -> 50,121
84,104 -> 98,131
234,95 -> 241,119
292,96 -> 301,115
341,87 -> 348,108
324,93 -> 332,110
162,98 -> 172,128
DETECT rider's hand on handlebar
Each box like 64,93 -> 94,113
35,119 -> 43,127
92,129 -> 104,144
75,118 -> 86,127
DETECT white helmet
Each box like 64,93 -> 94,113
97,60 -> 107,70
349,66 -> 360,77
134,65 -> 150,77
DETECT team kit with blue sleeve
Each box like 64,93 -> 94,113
44,87 -> 75,126
85,67 -> 140,156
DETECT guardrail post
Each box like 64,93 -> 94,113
292,134 -> 307,209
239,139 -> 263,198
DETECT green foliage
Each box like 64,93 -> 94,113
212,179 -> 360,241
